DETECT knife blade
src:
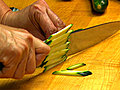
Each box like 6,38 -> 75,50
67,21 -> 120,56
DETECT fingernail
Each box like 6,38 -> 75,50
57,20 -> 63,26
57,21 -> 66,30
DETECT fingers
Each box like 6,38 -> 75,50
17,33 -> 36,75
25,44 -> 36,74
33,37 -> 50,54
12,35 -> 36,78
14,55 -> 28,79
0,45 -> 24,78
33,37 -> 50,66
13,40 -> 31,79
46,8 -> 66,31
33,5 -> 57,38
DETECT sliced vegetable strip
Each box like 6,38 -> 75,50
49,30 -> 73,47
45,24 -> 73,43
44,56 -> 67,66
67,63 -> 86,70
52,70 -> 92,76
44,49 -> 69,62
43,59 -> 65,72
50,42 -> 70,54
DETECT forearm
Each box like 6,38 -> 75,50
0,0 -> 11,23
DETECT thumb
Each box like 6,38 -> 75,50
33,37 -> 50,54
33,37 -> 50,66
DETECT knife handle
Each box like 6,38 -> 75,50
0,62 -> 4,71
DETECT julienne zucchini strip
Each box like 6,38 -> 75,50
48,30 -> 73,47
43,59 -> 66,72
44,56 -> 67,67
67,63 -> 86,70
44,24 -> 73,43
50,38 -> 70,48
40,42 -> 70,68
43,49 -> 69,62
41,56 -> 67,67
49,42 -> 70,54
52,70 -> 92,76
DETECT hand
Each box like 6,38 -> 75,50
1,0 -> 66,40
0,24 -> 50,79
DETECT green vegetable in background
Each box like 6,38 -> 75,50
92,0 -> 108,13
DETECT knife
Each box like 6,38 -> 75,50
0,21 -> 120,74
67,21 -> 120,55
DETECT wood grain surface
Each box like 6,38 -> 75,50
1,0 -> 120,90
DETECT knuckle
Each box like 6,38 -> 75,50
26,35 -> 34,43
21,43 -> 29,52
12,43 -> 28,57
26,35 -> 34,46
32,4 -> 46,14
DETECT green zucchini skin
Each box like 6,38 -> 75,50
52,70 -> 92,76
67,63 -> 86,70
92,0 -> 108,13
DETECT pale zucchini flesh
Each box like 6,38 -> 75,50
49,30 -> 73,47
43,59 -> 65,72
52,70 -> 92,76
67,63 -> 86,70
50,38 -> 69,48
49,42 -> 70,54
44,49 -> 69,62
45,24 -> 73,43
44,56 -> 67,67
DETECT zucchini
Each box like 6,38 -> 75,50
44,49 -> 69,62
52,70 -> 92,76
48,30 -> 73,47
43,59 -> 65,72
50,38 -> 69,48
67,63 -> 86,70
44,56 -> 67,66
45,24 -> 73,43
92,0 -> 108,13
38,25 -> 73,72
49,42 -> 70,54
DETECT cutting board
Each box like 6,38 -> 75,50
0,0 -> 120,90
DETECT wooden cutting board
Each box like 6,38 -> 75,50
0,0 -> 120,90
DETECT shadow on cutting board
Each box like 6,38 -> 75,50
0,73 -> 45,90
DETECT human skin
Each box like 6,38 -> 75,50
0,24 -> 50,79
0,0 -> 66,40
0,0 -> 65,79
